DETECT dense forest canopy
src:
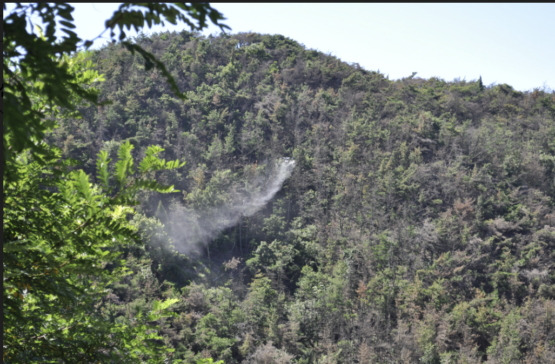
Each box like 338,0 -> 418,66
4,8 -> 555,362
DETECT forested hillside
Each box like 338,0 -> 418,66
45,30 -> 555,362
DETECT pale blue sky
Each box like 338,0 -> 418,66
6,3 -> 555,92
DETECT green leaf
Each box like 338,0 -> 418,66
59,20 -> 75,29
96,150 -> 111,190
153,298 -> 179,312
133,179 -> 178,193
115,141 -> 134,187
72,170 -> 92,200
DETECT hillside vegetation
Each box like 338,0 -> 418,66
48,31 -> 555,363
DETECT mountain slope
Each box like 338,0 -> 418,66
50,31 -> 555,363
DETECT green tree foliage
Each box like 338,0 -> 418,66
3,3 -> 227,362
3,141 -> 184,362
7,18 -> 555,362
3,2 -> 227,171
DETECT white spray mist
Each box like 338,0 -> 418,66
164,158 -> 296,254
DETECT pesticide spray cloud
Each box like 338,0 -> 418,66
164,158 -> 296,254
